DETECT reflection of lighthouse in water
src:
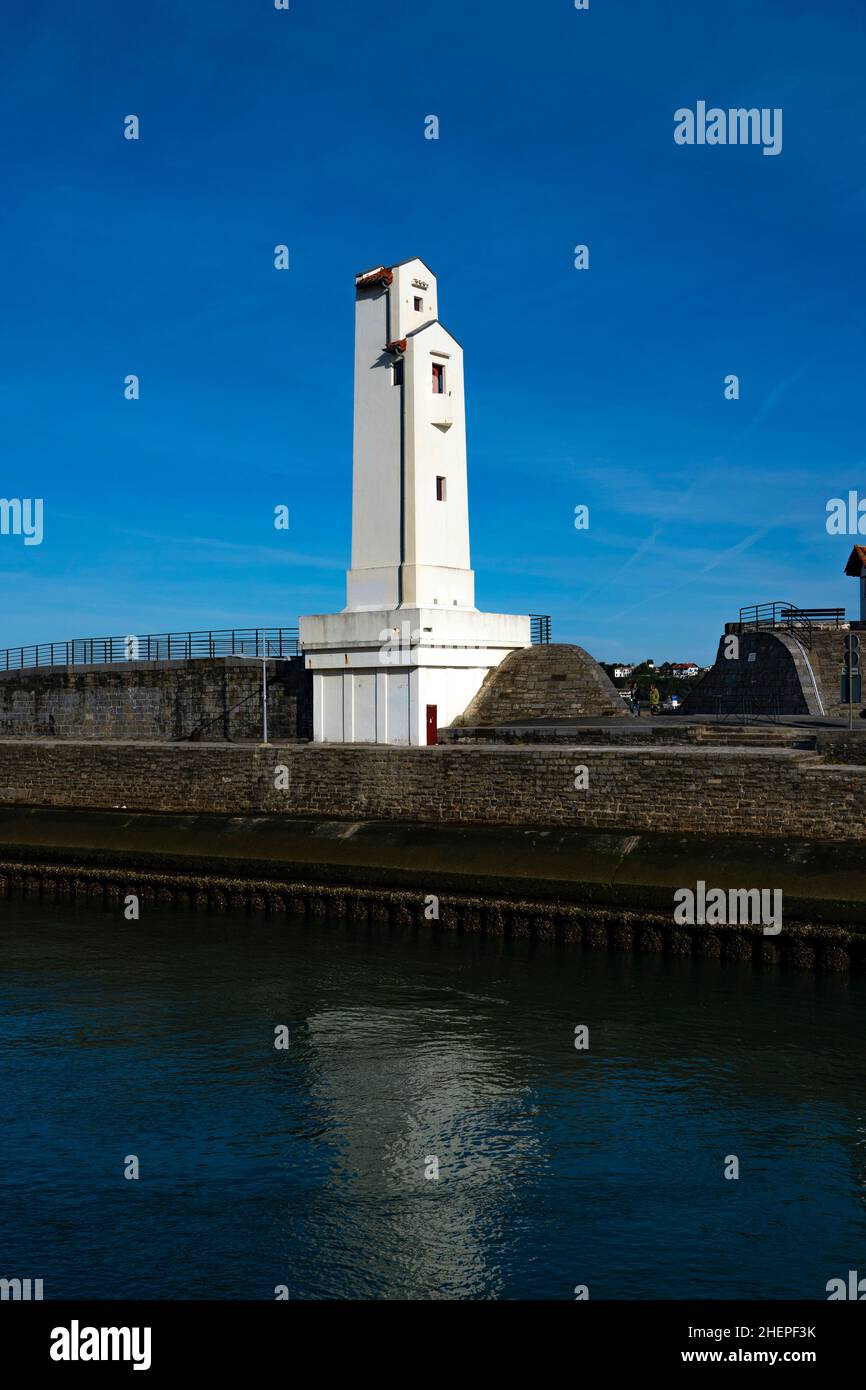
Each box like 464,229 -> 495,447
300,1000 -> 546,1299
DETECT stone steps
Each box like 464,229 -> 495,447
690,726 -> 809,747
443,722 -> 817,752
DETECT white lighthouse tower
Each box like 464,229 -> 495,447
299,258 -> 530,745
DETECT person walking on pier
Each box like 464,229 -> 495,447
630,682 -> 641,716
649,683 -> 660,716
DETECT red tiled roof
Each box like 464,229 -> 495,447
844,545 -> 866,576
355,265 -> 393,289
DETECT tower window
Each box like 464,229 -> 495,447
392,358 -> 404,386
432,362 -> 445,394
414,296 -> 423,311
436,476 -> 446,502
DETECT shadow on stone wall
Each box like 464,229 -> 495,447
681,628 -> 866,720
0,657 -> 313,741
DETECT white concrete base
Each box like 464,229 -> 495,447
346,564 -> 476,612
299,606 -> 530,745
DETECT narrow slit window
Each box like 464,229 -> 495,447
432,362 -> 445,394
392,358 -> 404,386
436,476 -> 447,502
414,296 -> 423,311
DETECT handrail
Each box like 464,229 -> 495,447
0,627 -> 300,672
3,617 -> 547,668
529,614 -> 552,644
737,602 -> 820,650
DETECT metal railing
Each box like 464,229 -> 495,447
711,691 -> 784,725
0,627 -> 300,671
530,614 -> 552,644
781,607 -> 846,626
736,602 -> 845,651
4,615 -> 545,669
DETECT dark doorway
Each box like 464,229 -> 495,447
426,705 -> 438,745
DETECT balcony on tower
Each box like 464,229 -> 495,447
429,356 -> 453,429
430,391 -> 453,429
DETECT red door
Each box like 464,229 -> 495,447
426,705 -> 438,745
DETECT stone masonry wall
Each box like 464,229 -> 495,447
0,740 -> 863,840
456,643 -> 627,724
0,658 -> 313,741
682,631 -> 814,716
805,629 -> 865,717
683,628 -> 865,719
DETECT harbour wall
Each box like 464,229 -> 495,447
3,737 -> 866,970
0,658 -> 313,742
1,737 -> 865,840
1,807 -> 864,972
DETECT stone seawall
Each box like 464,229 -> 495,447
1,808 -> 864,971
1,739 -> 865,840
0,658 -> 313,741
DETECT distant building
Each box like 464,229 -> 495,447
670,662 -> 700,678
613,664 -> 634,679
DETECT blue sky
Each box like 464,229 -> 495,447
2,0 -> 864,663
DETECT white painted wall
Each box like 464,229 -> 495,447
389,258 -> 438,344
301,606 -> 528,663
347,277 -> 402,610
346,258 -> 474,613
310,662 -> 494,745
302,605 -> 530,745
415,665 -> 491,740
403,321 -> 474,609
301,257 -> 531,744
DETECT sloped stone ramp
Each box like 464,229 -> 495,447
454,643 -> 627,725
